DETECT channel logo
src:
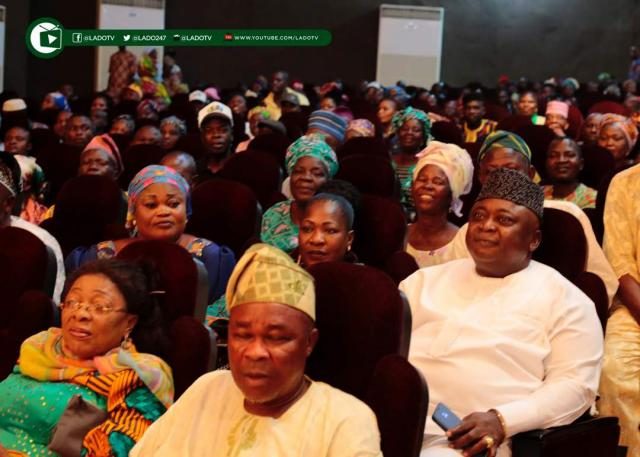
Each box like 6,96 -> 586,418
26,17 -> 64,58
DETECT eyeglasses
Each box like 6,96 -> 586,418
57,299 -> 128,316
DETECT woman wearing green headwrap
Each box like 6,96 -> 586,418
390,107 -> 432,218
260,134 -> 339,255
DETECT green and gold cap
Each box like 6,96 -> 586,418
225,243 -> 315,320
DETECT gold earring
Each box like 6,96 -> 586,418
121,332 -> 133,351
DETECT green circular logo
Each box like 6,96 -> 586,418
26,17 -> 64,59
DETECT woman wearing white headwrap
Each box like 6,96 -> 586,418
405,141 -> 474,268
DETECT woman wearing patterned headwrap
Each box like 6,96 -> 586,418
345,119 -> 375,141
405,141 -> 474,267
390,107 -> 432,218
159,116 -> 187,151
40,91 -> 70,113
66,165 -> 236,302
235,106 -> 271,153
597,113 -> 639,169
260,135 -> 339,255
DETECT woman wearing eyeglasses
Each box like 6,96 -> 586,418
0,259 -> 174,457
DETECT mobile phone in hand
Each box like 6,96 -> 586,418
432,402 -> 461,431
432,403 -> 488,457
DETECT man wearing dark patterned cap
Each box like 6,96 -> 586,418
446,130 -> 619,306
132,244 -> 382,457
401,168 -> 603,457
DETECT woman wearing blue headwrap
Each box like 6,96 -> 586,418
260,135 -> 339,255
66,165 -> 236,302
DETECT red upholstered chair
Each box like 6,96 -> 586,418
118,143 -> 166,189
116,240 -> 214,397
431,121 -> 463,146
335,155 -> 398,199
566,104 -> 584,140
581,144 -> 615,190
462,141 -> 482,163
531,207 -> 612,328
532,207 -> 587,282
573,271 -> 609,332
496,114 -> 535,133
384,250 -> 419,285
305,262 -> 411,401
167,316 -> 215,398
108,133 -> 132,157
0,226 -> 57,304
217,150 -> 284,210
36,143 -> 83,203
174,132 -> 206,162
117,240 -> 209,322
187,178 -> 261,258
484,103 -> 511,122
39,175 -> 127,257
29,128 -> 60,160
352,194 -> 407,268
0,227 -> 56,379
366,355 -> 428,457
336,137 -> 390,161
513,124 -> 555,182
279,111 -> 308,142
248,132 -> 291,168
588,101 -> 630,116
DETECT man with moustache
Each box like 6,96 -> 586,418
401,168 -> 603,456
131,243 -> 382,457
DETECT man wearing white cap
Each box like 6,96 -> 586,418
189,89 -> 208,113
131,243 -> 382,457
198,101 -> 234,175
545,100 -> 570,137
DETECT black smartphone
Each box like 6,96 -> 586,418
432,403 -> 488,457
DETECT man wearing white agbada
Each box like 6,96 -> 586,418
131,243 -> 382,457
401,168 -> 603,457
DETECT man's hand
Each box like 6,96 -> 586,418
447,411 -> 506,457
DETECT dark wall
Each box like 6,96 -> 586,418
7,0 -> 640,100
3,0 -> 30,96
26,0 -> 97,101
165,0 -> 640,88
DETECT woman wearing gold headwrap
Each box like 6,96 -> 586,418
597,113 -> 638,170
406,142 -> 474,268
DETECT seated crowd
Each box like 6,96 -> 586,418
1,56 -> 640,457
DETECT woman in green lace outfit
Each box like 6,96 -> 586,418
0,259 -> 173,457
260,134 -> 339,255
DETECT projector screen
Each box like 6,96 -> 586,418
376,4 -> 444,88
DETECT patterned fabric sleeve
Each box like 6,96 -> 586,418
603,172 -> 638,281
78,370 -> 168,457
260,200 -> 299,254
